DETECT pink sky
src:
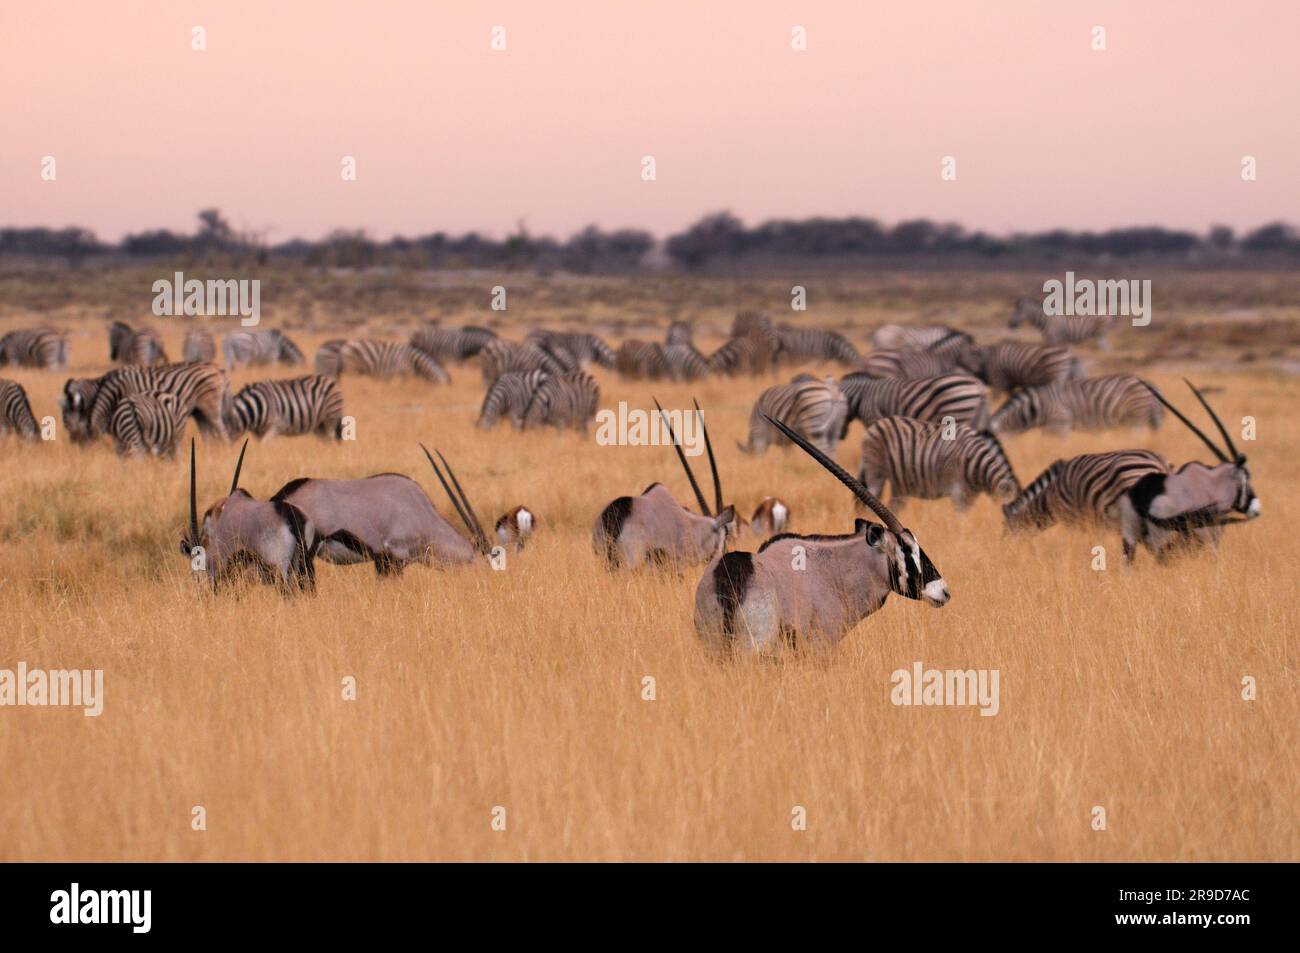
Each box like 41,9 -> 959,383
2,0 -> 1296,241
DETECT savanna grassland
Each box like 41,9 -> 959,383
0,268 -> 1296,861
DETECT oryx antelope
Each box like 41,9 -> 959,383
740,374 -> 848,455
0,380 -> 39,440
225,375 -> 345,439
839,372 -> 990,435
109,321 -> 167,365
1010,297 -> 1110,348
180,440 -> 318,593
593,400 -> 736,569
990,375 -> 1161,435
271,447 -> 493,574
694,414 -> 949,655
857,416 -> 1020,511
0,328 -> 68,369
109,391 -> 186,458
60,362 -> 231,444
223,329 -> 305,369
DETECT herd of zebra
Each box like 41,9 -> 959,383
0,295 -> 1261,654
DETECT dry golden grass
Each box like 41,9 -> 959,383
0,284 -> 1296,861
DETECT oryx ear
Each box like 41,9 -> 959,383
713,505 -> 736,528
864,522 -> 886,547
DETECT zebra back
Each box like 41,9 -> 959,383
1003,450 -> 1169,530
840,372 -> 989,431
479,370 -> 549,428
0,328 -> 68,369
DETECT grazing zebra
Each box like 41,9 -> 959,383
615,340 -> 670,379
316,339 -> 449,383
478,370 -> 550,429
0,328 -> 68,368
1003,449 -> 1170,533
477,338 -> 566,383
223,329 -> 305,369
990,375 -> 1161,435
663,343 -> 710,381
857,416 -> 1020,511
740,375 -> 848,455
707,335 -> 776,376
960,341 -> 1080,392
523,329 -> 581,372
410,323 -> 498,363
775,325 -> 861,365
1010,297 -> 1110,348
60,362 -> 231,444
857,347 -> 958,380
109,391 -> 185,458
0,379 -> 39,439
839,372 -> 990,435
870,324 -> 963,352
183,329 -> 216,363
547,331 -> 617,369
109,321 -> 168,365
226,376 -> 346,439
665,321 -> 695,346
522,371 -> 600,431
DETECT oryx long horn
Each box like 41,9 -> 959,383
188,438 -> 199,542
229,439 -> 249,495
434,449 -> 491,553
762,413 -> 904,534
693,399 -> 723,516
1183,378 -> 1241,462
1140,381 -> 1227,463
653,397 -> 711,516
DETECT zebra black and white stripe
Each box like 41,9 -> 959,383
1003,450 -> 1169,531
410,323 -> 499,364
0,328 -> 68,369
707,335 -> 775,376
109,391 -> 185,457
663,343 -> 710,381
838,372 -> 990,434
553,331 -> 617,369
990,375 -> 1161,435
109,321 -> 168,365
615,340 -> 670,379
857,347 -> 958,380
741,374 -> 849,454
0,379 -> 39,439
961,341 -> 1080,392
316,339 -> 449,383
183,329 -> 216,363
1010,298 -> 1111,347
226,375 -> 345,439
61,362 -> 231,444
477,338 -> 566,383
665,321 -> 695,347
478,369 -> 550,429
869,324 -> 964,352
522,371 -> 600,431
223,329 -> 305,369
775,325 -> 861,365
856,416 -> 1020,510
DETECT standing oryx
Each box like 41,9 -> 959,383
270,446 -> 493,574
990,375 -> 1161,435
739,374 -> 848,455
857,416 -> 1020,511
694,415 -> 949,655
1118,380 -> 1259,562
593,400 -> 736,569
180,440 -> 319,594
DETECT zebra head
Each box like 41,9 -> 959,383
764,413 -> 950,608
276,332 -> 305,366
58,378 -> 100,444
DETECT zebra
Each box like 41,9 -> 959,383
857,347 -> 958,380
665,321 -> 695,347
410,323 -> 498,363
522,371 -> 600,431
0,328 -> 68,368
478,370 -> 549,429
839,372 -> 990,436
775,325 -> 861,365
551,331 -> 617,369
707,335 -> 774,376
183,329 -> 216,363
0,379 -> 39,440
663,343 -> 710,381
477,338 -> 565,383
523,329 -> 581,372
225,376 -> 346,439
869,324 -> 963,352
959,341 -> 1080,392
60,362 -> 231,444
990,375 -> 1161,435
1003,449 -> 1171,534
316,339 -> 449,383
108,321 -> 168,365
1010,297 -> 1110,348
615,340 -> 670,379
740,374 -> 849,455
223,329 -> 305,369
109,391 -> 185,458
856,416 -> 1020,512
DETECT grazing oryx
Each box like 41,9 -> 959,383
990,375 -> 1161,435
694,415 -> 950,655
1010,297 -> 1110,348
109,321 -> 167,365
271,447 -> 492,574
182,329 -> 216,363
857,416 -> 1020,511
496,505 -> 536,553
592,400 -> 736,570
1118,380 -> 1260,562
180,440 -> 318,594
0,379 -> 40,440
740,374 -> 848,455
839,372 -> 990,436
0,327 -> 68,368
110,391 -> 186,458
